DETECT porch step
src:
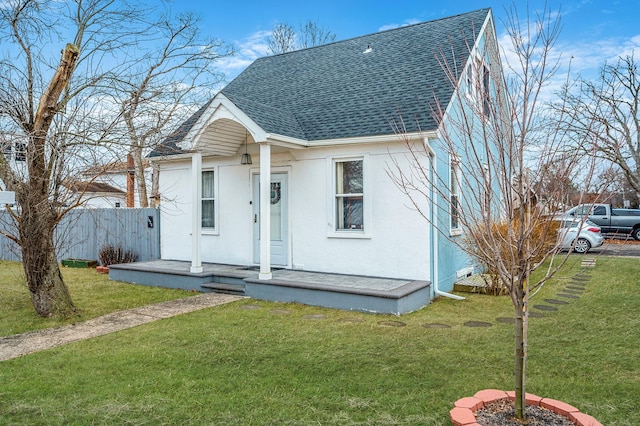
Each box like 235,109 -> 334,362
201,282 -> 245,295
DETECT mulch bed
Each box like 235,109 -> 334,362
475,399 -> 574,425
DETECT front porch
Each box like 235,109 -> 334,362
108,260 -> 431,315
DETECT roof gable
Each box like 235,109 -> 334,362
221,8 -> 490,141
152,8 -> 492,156
149,100 -> 212,157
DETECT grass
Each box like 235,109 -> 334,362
0,261 -> 195,335
1,256 -> 639,424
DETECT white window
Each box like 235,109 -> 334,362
450,158 -> 461,232
335,159 -> 364,231
465,63 -> 474,97
479,59 -> 490,116
464,57 -> 491,118
14,142 -> 26,162
202,170 -> 215,229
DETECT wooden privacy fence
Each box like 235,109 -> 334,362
0,208 -> 160,263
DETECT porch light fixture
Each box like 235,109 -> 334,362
240,132 -> 252,165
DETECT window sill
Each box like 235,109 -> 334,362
328,231 -> 372,240
449,229 -> 463,237
202,229 -> 219,236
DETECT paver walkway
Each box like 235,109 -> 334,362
0,293 -> 244,362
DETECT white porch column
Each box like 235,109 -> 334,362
190,152 -> 203,273
259,143 -> 272,280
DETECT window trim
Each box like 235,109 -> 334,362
327,155 -> 371,239
450,155 -> 462,236
481,162 -> 490,217
201,167 -> 219,235
463,54 -> 491,119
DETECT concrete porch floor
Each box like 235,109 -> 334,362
108,260 -> 431,315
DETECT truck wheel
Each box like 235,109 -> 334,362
633,228 -> 640,241
573,238 -> 591,254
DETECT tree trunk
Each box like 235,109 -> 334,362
150,162 -> 160,208
513,286 -> 527,419
18,195 -> 75,317
17,43 -> 80,317
132,146 -> 149,208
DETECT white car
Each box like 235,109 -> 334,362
557,218 -> 605,254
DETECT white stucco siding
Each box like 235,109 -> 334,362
157,141 -> 431,281
158,161 -> 193,260
288,144 -> 430,280
201,163 -> 253,264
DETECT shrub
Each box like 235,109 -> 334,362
98,244 -> 138,266
466,217 -> 560,296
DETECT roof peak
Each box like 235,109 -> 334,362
263,8 -> 492,59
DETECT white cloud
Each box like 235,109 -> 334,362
378,18 -> 421,32
498,23 -> 640,103
216,30 -> 272,81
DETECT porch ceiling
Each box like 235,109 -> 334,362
196,118 -> 253,156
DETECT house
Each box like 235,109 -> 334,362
80,159 -> 154,208
61,179 -> 127,208
112,8 -> 505,314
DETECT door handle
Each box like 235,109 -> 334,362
254,214 -> 257,223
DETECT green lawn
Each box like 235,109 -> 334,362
0,257 -> 638,425
0,261 -> 195,335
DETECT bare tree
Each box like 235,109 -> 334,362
298,20 -> 336,49
267,20 -> 336,55
0,0 -> 201,317
267,22 -> 297,54
0,0 -> 129,317
557,54 -> 640,199
533,153 -> 581,210
116,11 -> 231,207
387,5 -> 599,420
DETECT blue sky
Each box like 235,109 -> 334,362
173,0 -> 640,85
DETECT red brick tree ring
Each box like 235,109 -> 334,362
450,389 -> 602,426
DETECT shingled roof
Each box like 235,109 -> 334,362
62,179 -> 125,194
151,8 -> 490,156
149,100 -> 212,157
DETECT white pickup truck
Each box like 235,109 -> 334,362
565,204 -> 640,240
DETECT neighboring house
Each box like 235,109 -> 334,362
137,8 -> 505,312
80,160 -> 154,208
1,139 -> 27,190
1,142 -> 150,208
62,179 -> 126,208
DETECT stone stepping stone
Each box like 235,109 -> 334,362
557,293 -> 579,299
338,317 -> 365,323
572,277 -> 590,282
545,298 -> 569,305
566,286 -> 585,291
269,309 -> 291,315
303,314 -> 327,320
563,288 -> 583,294
378,320 -> 406,327
464,321 -> 493,327
239,304 -> 262,310
422,323 -> 451,329
496,317 -> 516,324
528,311 -> 544,318
534,304 -> 558,312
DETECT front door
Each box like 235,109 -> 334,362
253,173 -> 288,266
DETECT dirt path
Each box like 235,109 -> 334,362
0,293 -> 244,362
